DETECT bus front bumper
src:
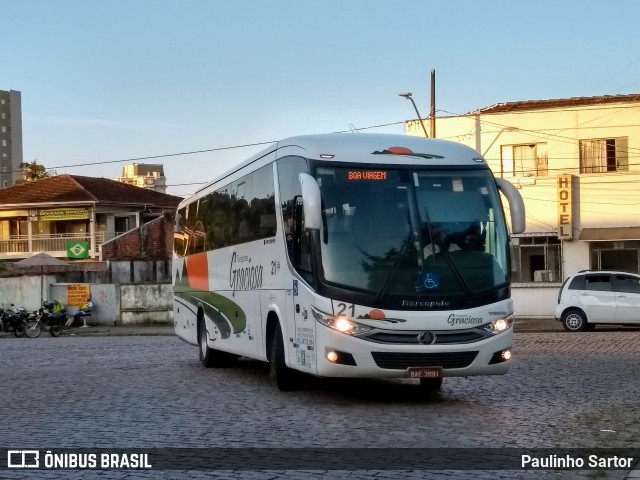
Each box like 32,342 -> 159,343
313,325 -> 513,378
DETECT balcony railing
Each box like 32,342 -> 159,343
0,232 -> 125,258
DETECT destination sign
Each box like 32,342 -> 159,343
348,171 -> 388,181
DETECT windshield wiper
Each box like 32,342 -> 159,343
373,232 -> 414,304
421,196 -> 477,301
434,243 -> 477,301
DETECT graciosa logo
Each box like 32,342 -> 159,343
447,314 -> 483,326
229,252 -> 263,291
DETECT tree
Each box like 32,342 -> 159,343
16,160 -> 56,184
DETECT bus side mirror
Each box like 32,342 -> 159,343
174,212 -> 181,233
298,173 -> 322,230
496,179 -> 526,234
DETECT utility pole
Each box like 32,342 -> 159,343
430,69 -> 436,138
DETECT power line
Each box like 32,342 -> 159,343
10,140 -> 278,174
11,120 -> 406,176
11,108 -> 640,188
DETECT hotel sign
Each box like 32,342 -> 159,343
557,174 -> 573,240
29,208 -> 90,222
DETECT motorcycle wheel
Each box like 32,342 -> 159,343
13,322 -> 26,338
25,320 -> 42,338
50,324 -> 63,337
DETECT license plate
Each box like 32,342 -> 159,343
407,367 -> 443,379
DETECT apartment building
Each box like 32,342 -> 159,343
405,94 -> 640,317
116,163 -> 167,193
0,89 -> 23,189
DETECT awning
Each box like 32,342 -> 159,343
578,227 -> 640,241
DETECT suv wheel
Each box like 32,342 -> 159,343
562,310 -> 587,332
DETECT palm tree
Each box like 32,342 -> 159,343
16,160 -> 56,183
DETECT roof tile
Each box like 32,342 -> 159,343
0,175 -> 182,208
471,94 -> 640,114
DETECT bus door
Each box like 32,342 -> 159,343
288,194 -> 317,374
289,278 -> 317,374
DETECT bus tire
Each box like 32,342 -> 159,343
198,319 -> 237,368
270,323 -> 298,391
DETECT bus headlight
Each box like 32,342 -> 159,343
483,314 -> 514,334
311,307 -> 373,336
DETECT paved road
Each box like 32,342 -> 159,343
0,331 -> 638,479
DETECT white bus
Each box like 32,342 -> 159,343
173,133 -> 525,391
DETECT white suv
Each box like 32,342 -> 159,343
555,270 -> 640,332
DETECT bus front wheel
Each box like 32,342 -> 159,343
270,323 -> 298,391
198,320 -> 237,368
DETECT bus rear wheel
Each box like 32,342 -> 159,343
270,323 -> 298,391
198,320 -> 237,368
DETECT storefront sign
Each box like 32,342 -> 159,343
68,283 -> 91,307
33,208 -> 90,221
557,174 -> 573,240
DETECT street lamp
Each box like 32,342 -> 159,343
398,92 -> 429,138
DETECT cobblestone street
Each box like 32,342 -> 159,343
1,331 -> 638,479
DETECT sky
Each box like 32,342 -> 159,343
2,0 -> 640,197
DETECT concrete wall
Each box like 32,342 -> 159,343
512,287 -> 559,319
0,274 -> 57,311
119,284 -> 173,325
0,276 -> 173,325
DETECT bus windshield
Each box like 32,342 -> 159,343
316,166 -> 509,299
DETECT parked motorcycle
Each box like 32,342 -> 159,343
25,300 -> 67,338
0,305 -> 28,337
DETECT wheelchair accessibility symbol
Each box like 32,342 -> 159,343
421,272 -> 440,290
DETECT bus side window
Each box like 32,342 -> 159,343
174,207 -> 188,258
294,197 -> 312,274
277,156 -> 313,283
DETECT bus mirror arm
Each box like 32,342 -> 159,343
496,179 -> 526,234
298,173 -> 322,230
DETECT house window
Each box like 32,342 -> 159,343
500,143 -> 547,177
115,217 -> 130,235
579,137 -> 628,173
589,241 -> 639,274
511,234 -> 561,283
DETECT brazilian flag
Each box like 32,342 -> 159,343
67,241 -> 89,259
